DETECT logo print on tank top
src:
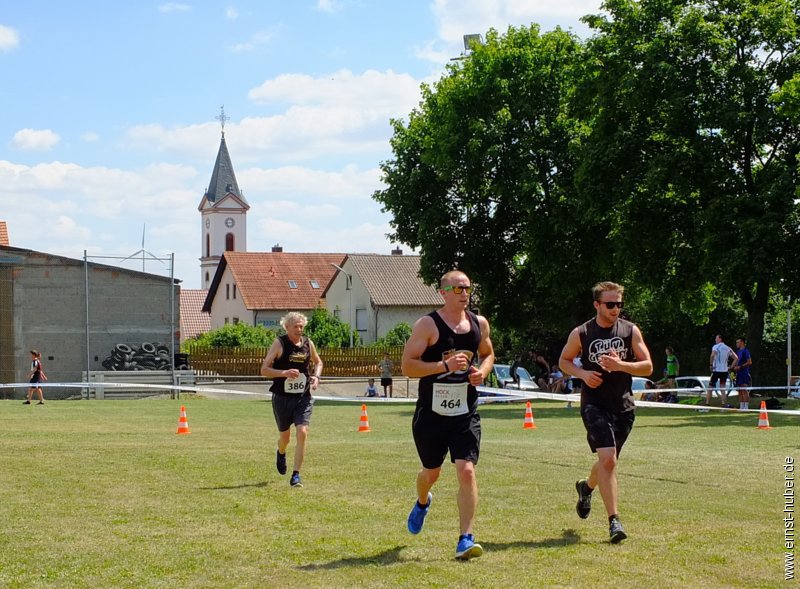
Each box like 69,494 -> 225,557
587,337 -> 627,364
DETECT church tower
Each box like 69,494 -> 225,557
198,108 -> 249,289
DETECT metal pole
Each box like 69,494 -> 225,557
330,263 -> 354,348
170,253 -> 176,399
788,295 -> 792,392
348,275 -> 353,348
84,250 -> 90,400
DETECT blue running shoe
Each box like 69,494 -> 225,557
609,517 -> 627,543
290,471 -> 303,488
407,492 -> 432,534
455,534 -> 484,560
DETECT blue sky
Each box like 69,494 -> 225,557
1,1 -> 602,289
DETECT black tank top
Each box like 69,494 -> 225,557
418,310 -> 482,414
578,318 -> 636,412
269,334 -> 312,395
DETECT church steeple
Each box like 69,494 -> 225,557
198,107 -> 250,289
202,133 -> 247,205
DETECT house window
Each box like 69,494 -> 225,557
225,233 -> 235,251
356,309 -> 368,331
205,271 -> 210,284
288,280 -> 298,289
233,284 -> 237,299
226,284 -> 230,300
224,317 -> 229,325
233,317 -> 239,324
310,280 -> 320,289
333,307 -> 341,319
206,234 -> 210,257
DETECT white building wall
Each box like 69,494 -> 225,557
208,266 -> 250,329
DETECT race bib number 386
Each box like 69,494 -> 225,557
285,374 -> 307,394
432,382 -> 469,416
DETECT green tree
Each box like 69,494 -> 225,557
185,323 -> 276,349
305,307 -> 359,349
576,0 -> 800,365
374,322 -> 412,347
374,25 -> 592,340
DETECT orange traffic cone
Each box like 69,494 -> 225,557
523,401 -> 536,429
176,405 -> 191,435
757,400 -> 772,430
358,404 -> 371,433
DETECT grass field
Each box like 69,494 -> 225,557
0,397 -> 796,588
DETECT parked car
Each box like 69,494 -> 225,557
673,375 -> 736,399
490,364 -> 540,392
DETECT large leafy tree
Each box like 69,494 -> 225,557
578,0 -> 800,363
374,25 -> 595,342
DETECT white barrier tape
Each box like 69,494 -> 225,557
2,381 -> 799,416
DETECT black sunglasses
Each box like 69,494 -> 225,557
598,301 -> 624,309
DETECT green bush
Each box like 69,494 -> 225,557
184,323 -> 276,349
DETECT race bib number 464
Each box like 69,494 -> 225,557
432,382 -> 469,416
285,374 -> 307,393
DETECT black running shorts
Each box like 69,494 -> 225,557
412,405 -> 481,469
272,393 -> 314,432
580,403 -> 635,455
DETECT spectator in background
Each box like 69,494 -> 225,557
534,353 -> 551,391
734,337 -> 752,411
379,352 -> 394,398
366,378 -> 378,398
709,334 -> 737,408
549,364 -> 568,394
509,354 -> 522,387
25,349 -> 46,405
664,347 -> 679,389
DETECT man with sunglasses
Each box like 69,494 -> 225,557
402,270 -> 495,560
558,281 -> 653,543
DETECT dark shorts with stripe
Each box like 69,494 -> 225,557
412,405 -> 481,469
580,403 -> 635,455
710,371 -> 730,387
272,393 -> 314,432
380,377 -> 393,387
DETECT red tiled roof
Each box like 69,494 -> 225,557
180,289 -> 211,340
207,252 -> 346,312
0,222 -> 8,246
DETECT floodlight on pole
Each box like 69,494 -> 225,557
330,263 -> 354,348
463,34 -> 484,52
451,33 -> 484,61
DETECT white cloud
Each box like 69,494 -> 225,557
225,6 -> 238,19
0,24 -> 20,51
230,31 -> 274,53
10,128 -> 61,151
126,69 -> 424,163
158,3 -> 191,14
81,132 -> 100,142
316,0 -> 343,13
420,0 -> 601,63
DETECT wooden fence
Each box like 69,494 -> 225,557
183,345 -> 404,377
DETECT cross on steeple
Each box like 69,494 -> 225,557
216,105 -> 230,136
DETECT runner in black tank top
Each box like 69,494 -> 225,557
260,313 -> 323,489
558,282 -> 652,544
401,270 -> 495,561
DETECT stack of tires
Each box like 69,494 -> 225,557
101,343 -> 173,371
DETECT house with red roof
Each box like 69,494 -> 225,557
201,250 -> 346,330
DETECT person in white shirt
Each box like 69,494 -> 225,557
708,334 -> 737,407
